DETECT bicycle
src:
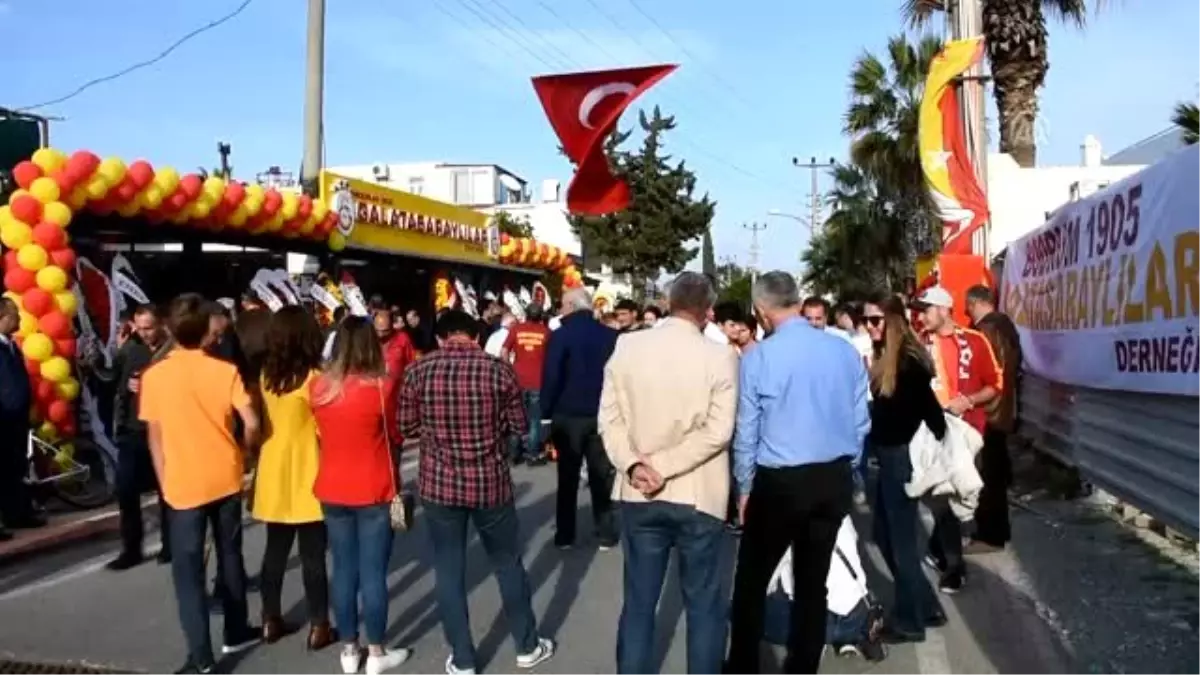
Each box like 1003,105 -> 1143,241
26,432 -> 118,510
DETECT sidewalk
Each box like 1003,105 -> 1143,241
0,496 -> 156,565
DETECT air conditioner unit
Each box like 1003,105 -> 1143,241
372,163 -> 390,181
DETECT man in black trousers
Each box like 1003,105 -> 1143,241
541,287 -> 619,549
0,297 -> 39,538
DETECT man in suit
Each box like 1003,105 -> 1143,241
599,272 -> 739,674
0,297 -> 39,538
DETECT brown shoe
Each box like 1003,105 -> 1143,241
262,616 -> 291,644
963,540 -> 1004,556
306,622 -> 337,652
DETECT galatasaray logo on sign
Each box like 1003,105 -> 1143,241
330,180 -> 357,237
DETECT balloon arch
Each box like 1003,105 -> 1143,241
0,147 -> 581,445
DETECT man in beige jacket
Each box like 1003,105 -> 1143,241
598,271 -> 739,674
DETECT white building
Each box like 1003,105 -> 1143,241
986,135 -> 1148,256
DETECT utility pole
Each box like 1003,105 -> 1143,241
791,156 -> 836,237
947,0 -> 989,258
743,222 -> 768,285
299,0 -> 325,198
217,142 -> 232,179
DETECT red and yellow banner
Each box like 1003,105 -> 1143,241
919,37 -> 989,255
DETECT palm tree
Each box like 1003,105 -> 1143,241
903,0 -> 1094,168
1173,102 -> 1199,145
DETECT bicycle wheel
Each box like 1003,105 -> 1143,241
53,442 -> 118,509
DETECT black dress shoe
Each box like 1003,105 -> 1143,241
106,552 -> 146,571
926,610 -> 948,628
157,549 -> 173,565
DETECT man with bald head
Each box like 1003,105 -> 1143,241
542,287 -> 620,550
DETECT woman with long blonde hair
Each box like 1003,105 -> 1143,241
309,316 -> 411,674
861,293 -> 948,643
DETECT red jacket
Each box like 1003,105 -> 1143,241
381,330 -> 416,439
929,326 -> 1002,434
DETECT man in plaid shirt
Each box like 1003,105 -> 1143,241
398,309 -> 555,674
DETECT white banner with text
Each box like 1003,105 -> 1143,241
1001,145 -> 1200,396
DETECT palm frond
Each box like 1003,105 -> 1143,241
1173,101 -> 1200,145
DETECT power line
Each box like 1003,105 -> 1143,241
16,0 -> 255,112
453,0 -> 574,71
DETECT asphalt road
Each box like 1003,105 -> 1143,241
0,454 -> 1193,674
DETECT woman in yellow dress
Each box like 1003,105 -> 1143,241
253,306 -> 336,650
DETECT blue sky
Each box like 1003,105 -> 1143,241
3,0 -> 1197,273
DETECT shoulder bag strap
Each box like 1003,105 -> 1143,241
376,379 -> 398,496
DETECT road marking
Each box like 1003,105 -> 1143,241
0,551 -> 114,602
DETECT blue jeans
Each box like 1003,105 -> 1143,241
617,501 -> 727,674
425,500 -> 538,671
872,444 -> 938,635
168,494 -> 251,667
765,593 -> 868,646
509,390 -> 543,459
322,503 -> 393,645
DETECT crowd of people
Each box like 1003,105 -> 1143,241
0,262 -> 1023,675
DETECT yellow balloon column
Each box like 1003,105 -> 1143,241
496,233 -> 582,288
1,148 -> 343,445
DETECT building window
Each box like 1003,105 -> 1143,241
452,170 -> 471,204
408,177 -> 424,196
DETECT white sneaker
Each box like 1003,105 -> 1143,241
445,654 -> 477,674
366,647 -> 413,675
516,637 -> 555,669
340,644 -> 363,674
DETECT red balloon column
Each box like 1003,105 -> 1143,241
0,147 -> 345,447
496,233 -> 583,289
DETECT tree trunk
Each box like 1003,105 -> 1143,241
993,72 -> 1040,168
983,0 -> 1049,169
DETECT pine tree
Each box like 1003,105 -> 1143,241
701,228 -> 716,279
570,106 -> 716,299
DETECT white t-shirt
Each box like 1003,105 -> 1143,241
703,322 -> 729,345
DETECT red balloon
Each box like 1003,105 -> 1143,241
500,233 -> 511,245
49,247 -> 76,271
38,310 -> 71,339
3,249 -> 17,271
12,161 -> 42,190
54,338 -> 76,358
21,287 -> 54,317
3,266 -> 36,293
31,221 -> 66,250
221,182 -> 246,211
35,379 -> 56,404
280,215 -> 303,234
297,195 -> 313,220
64,151 -> 101,186
60,417 -> 76,437
261,190 -> 282,218
10,194 -> 43,224
178,174 -> 203,200
24,358 -> 40,380
114,177 -> 138,202
49,167 -> 77,194
48,399 -> 71,425
164,187 -> 189,212
127,160 -> 155,189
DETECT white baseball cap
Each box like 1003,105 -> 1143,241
912,285 -> 954,309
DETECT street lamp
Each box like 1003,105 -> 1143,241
767,209 -> 807,224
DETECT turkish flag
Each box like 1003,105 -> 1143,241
532,64 -> 677,215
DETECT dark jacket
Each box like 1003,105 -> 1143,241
112,336 -> 173,438
868,351 -> 947,447
975,310 -> 1022,433
0,336 -> 32,430
541,311 -> 618,419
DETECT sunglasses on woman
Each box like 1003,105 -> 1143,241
864,315 -> 885,327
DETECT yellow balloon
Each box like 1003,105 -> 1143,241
0,219 -> 33,249
299,215 -> 316,235
29,176 -> 61,204
42,201 -> 72,228
243,195 -> 264,217
153,166 -> 180,193
311,200 -> 329,222
97,157 -> 127,186
328,231 -> 346,252
54,290 -> 78,315
31,147 -> 66,173
23,332 -> 54,362
56,377 -> 81,402
0,205 -> 13,226
244,183 -> 264,202
17,312 -> 37,337
139,186 -> 164,210
203,176 -> 225,202
38,421 -> 60,442
9,188 -> 31,203
188,200 -> 212,219
16,243 -> 48,271
117,201 -> 141,217
85,175 -> 110,200
228,208 -> 248,228
66,187 -> 88,209
41,355 -> 71,383
280,192 -> 299,220
35,265 -> 68,292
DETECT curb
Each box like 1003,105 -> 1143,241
0,497 -> 156,565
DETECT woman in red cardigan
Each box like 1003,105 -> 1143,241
311,316 -> 410,675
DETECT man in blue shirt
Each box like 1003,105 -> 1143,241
726,272 -> 871,674
542,287 -> 620,549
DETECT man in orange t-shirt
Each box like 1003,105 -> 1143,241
502,304 -> 552,465
139,293 -> 262,674
912,286 -> 1001,595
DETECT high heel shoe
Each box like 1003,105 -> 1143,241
262,616 -> 290,644
307,622 -> 338,652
